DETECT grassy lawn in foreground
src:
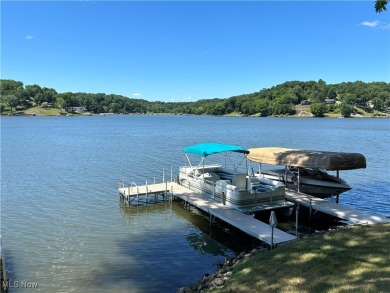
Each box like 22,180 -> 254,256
210,223 -> 390,293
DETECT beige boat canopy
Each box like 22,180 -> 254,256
247,147 -> 366,171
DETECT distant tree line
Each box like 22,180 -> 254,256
1,79 -> 389,117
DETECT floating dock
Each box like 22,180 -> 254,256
119,181 -> 389,246
119,182 -> 296,245
285,190 -> 389,224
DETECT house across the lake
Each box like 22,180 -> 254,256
69,106 -> 87,113
324,98 -> 335,104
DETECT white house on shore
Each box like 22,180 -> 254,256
69,106 -> 87,113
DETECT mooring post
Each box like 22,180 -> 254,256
269,211 -> 277,250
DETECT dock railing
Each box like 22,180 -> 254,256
119,166 -> 179,206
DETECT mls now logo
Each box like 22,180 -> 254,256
3,280 -> 39,289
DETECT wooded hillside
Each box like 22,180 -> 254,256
1,79 -> 389,117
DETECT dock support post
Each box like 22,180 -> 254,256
309,199 -> 312,223
297,168 -> 301,193
295,204 -> 299,237
166,180 -> 168,202
336,195 -> 339,204
146,181 -> 148,203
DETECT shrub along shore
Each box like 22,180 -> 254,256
177,223 -> 390,293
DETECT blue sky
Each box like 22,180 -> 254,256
2,1 -> 389,102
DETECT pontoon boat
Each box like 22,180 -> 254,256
246,147 -> 366,198
178,143 -> 293,213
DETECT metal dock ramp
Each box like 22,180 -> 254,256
119,182 -> 296,245
285,190 -> 390,224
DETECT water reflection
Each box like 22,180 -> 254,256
118,199 -> 259,255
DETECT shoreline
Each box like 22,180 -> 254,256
1,112 -> 389,118
176,223 -> 390,292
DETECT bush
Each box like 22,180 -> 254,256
310,102 -> 326,117
340,103 -> 353,117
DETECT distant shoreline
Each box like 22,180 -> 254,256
2,112 -> 389,118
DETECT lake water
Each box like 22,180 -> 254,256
1,115 -> 389,292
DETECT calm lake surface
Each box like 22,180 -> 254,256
1,115 -> 389,292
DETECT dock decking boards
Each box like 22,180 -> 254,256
119,183 -> 296,245
119,182 -> 389,245
285,190 -> 389,224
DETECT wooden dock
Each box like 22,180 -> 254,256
119,182 -> 296,245
285,190 -> 390,224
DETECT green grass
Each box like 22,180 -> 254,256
210,223 -> 390,293
23,107 -> 65,116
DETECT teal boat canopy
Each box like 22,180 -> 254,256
184,142 -> 249,157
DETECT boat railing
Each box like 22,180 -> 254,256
179,174 -> 223,200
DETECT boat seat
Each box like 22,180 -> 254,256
252,185 -> 274,193
201,172 -> 220,183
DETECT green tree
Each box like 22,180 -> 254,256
327,87 -> 337,99
310,102 -> 326,117
340,103 -> 353,117
16,88 -> 29,108
310,90 -> 326,103
272,102 -> 295,115
253,99 -> 271,116
0,80 -> 23,96
241,101 -> 253,115
4,95 -> 19,114
59,92 -> 79,111
372,98 -> 384,111
109,102 -> 121,113
375,0 -> 388,12
25,84 -> 42,99
194,106 -> 205,115
34,88 -> 58,105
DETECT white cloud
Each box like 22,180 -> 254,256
25,35 -> 35,40
360,20 -> 390,30
360,20 -> 380,27
132,93 -> 142,96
